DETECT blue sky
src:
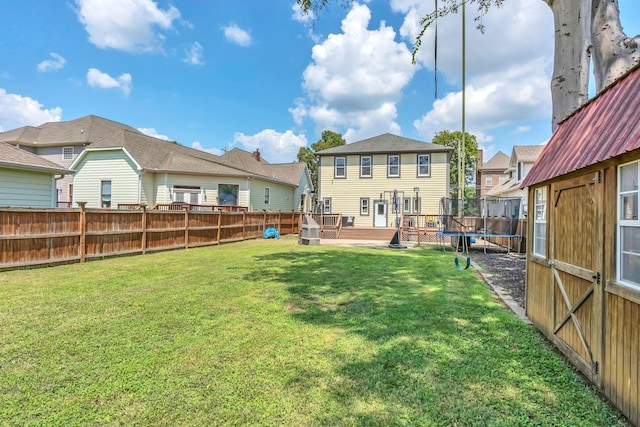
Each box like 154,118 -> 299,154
1,0 -> 639,164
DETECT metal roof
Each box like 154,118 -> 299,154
522,64 -> 640,188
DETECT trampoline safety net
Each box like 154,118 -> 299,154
440,197 -> 522,236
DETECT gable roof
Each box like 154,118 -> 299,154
522,63 -> 640,188
316,133 -> 453,155
479,151 -> 509,171
0,142 -> 71,174
0,115 -> 142,147
512,145 -> 545,165
218,148 -> 306,186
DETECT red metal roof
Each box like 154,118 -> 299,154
521,64 -> 640,188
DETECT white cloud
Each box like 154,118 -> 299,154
192,141 -> 223,155
233,129 -> 308,163
138,127 -> 170,141
391,0 -> 553,141
183,42 -> 204,65
87,68 -> 132,96
37,53 -> 66,72
0,89 -> 62,132
296,3 -> 417,141
223,24 -> 252,47
74,0 -> 180,52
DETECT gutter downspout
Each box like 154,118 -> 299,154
138,169 -> 145,204
54,174 -> 66,208
247,177 -> 252,211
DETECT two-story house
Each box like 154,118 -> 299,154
476,150 -> 510,197
486,144 -> 545,217
315,133 -> 453,228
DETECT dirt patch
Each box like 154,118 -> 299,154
465,247 -> 526,308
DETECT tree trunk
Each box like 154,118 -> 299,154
545,0 -> 592,132
591,0 -> 640,92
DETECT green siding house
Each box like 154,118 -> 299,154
0,142 -> 71,208
316,133 -> 453,228
68,119 -> 311,211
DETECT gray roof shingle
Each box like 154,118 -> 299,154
316,133 -> 453,155
0,142 -> 71,173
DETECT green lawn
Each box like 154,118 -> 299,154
0,237 -> 628,426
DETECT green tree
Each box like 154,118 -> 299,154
432,130 -> 478,198
297,130 -> 346,191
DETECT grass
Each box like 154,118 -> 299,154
0,237 -> 628,426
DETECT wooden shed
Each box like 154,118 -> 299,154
522,63 -> 640,425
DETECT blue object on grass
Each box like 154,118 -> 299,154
263,228 -> 280,239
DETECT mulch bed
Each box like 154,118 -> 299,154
464,246 -> 526,308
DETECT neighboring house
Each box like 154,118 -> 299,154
476,150 -> 509,197
0,141 -> 71,208
521,63 -> 640,426
0,115 -> 142,207
485,145 -> 544,217
315,133 -> 453,228
69,123 -> 311,211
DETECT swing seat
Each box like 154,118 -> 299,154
455,256 -> 471,270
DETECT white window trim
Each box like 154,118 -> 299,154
360,156 -> 372,178
323,197 -> 332,214
388,155 -> 400,177
63,146 -> 74,160
101,180 -> 112,209
360,197 -> 369,216
617,160 -> 640,289
533,187 -> 547,258
173,185 -> 201,204
264,187 -> 270,205
486,176 -> 493,187
335,157 -> 346,178
417,154 -> 430,177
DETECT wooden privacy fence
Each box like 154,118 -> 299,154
0,205 -> 300,270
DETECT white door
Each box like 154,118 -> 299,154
374,201 -> 387,227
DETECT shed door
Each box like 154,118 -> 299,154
550,171 -> 603,385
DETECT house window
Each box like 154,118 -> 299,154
173,185 -> 200,204
264,187 -> 270,204
618,161 -> 640,288
388,155 -> 400,177
533,187 -> 547,257
323,197 -> 332,214
360,156 -> 372,178
517,162 -> 523,181
360,198 -> 369,216
413,197 -> 421,213
62,147 -> 74,160
335,157 -> 346,178
486,176 -> 493,187
417,154 -> 430,177
499,175 -> 506,183
101,180 -> 112,208
403,197 -> 411,213
218,184 -> 239,205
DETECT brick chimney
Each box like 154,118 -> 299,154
252,148 -> 261,161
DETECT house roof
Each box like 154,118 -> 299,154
315,133 -> 453,156
522,63 -> 640,188
511,145 -> 545,166
479,151 -> 509,171
0,141 -> 71,174
218,148 -> 307,186
486,177 -> 519,197
0,115 -> 142,147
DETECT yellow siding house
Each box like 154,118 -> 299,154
316,133 -> 453,228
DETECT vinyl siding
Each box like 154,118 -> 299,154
140,172 -> 155,206
34,144 -> 85,203
249,179 -> 296,212
318,152 -> 449,227
0,167 -> 56,208
154,174 -> 249,207
73,150 -> 140,208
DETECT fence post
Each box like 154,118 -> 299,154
216,211 -> 222,244
278,210 -> 282,232
184,207 -> 189,249
77,202 -> 87,262
242,211 -> 247,241
141,204 -> 147,254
